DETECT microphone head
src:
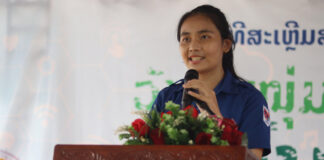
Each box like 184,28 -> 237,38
184,69 -> 199,82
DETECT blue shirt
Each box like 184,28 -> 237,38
152,71 -> 271,156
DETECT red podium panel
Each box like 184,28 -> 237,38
53,145 -> 258,160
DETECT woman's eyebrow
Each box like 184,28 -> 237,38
198,29 -> 214,34
180,32 -> 190,37
180,29 -> 213,37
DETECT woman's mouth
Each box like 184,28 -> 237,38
189,56 -> 205,64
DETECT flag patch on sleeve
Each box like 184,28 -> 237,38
263,105 -> 270,127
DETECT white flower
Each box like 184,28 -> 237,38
114,125 -> 129,135
140,136 -> 146,142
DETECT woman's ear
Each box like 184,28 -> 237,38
223,39 -> 232,54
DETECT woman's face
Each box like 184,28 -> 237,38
179,14 -> 231,74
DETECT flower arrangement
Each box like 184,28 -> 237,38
118,101 -> 245,146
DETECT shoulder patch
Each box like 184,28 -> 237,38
263,105 -> 270,127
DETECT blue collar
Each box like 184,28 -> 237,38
214,70 -> 240,95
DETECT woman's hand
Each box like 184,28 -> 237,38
182,79 -> 223,118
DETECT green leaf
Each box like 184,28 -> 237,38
207,118 -> 215,128
119,133 -> 131,140
147,109 -> 161,129
125,139 -> 145,145
128,126 -> 140,138
167,128 -> 179,140
165,101 -> 180,116
241,133 -> 248,147
211,136 -> 218,144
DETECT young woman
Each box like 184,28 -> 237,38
152,5 -> 271,159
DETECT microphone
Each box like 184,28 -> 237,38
181,69 -> 214,115
181,69 -> 199,108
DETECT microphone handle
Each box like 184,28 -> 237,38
190,88 -> 214,114
181,88 -> 195,109
182,88 -> 214,115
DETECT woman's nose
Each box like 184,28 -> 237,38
189,39 -> 201,52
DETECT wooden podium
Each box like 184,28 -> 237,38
53,145 -> 258,160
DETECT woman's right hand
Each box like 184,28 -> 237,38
183,79 -> 223,118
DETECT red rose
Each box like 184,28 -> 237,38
195,132 -> 212,144
131,119 -> 149,137
149,128 -> 165,144
221,118 -> 236,126
221,125 -> 233,141
183,105 -> 198,118
219,118 -> 243,145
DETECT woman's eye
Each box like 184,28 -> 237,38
201,35 -> 209,39
182,37 -> 190,42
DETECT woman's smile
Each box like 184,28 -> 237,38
189,55 -> 205,64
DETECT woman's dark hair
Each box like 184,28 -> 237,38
177,5 -> 244,81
